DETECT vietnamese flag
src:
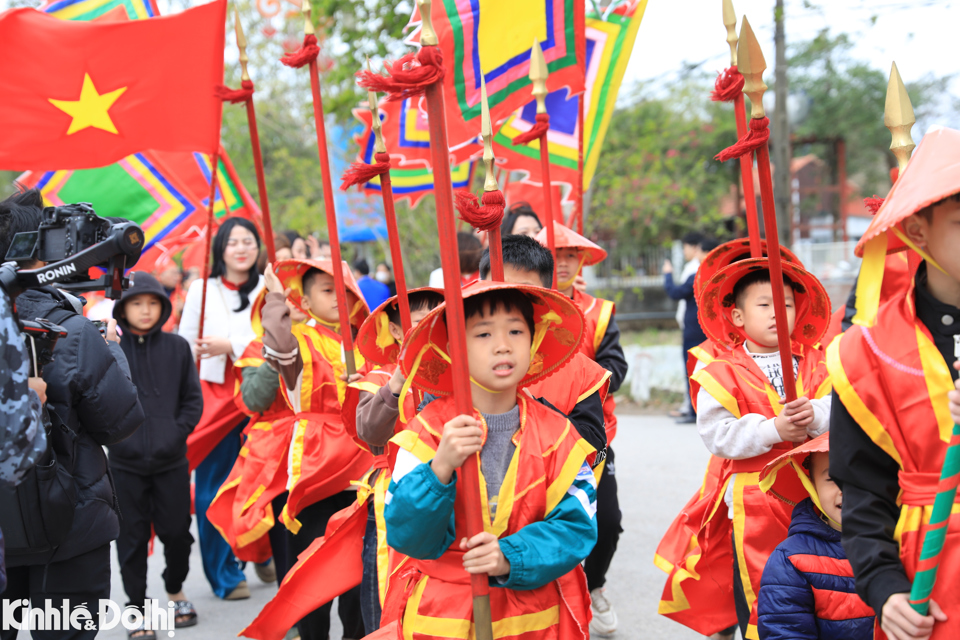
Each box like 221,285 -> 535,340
0,0 -> 225,171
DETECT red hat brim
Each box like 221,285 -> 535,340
697,258 -> 832,349
398,281 -> 584,397
251,259 -> 368,334
535,221 -> 608,267
355,287 -> 444,368
695,239 -> 801,299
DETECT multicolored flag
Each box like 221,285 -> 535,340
17,148 -> 260,272
406,0 -> 586,149
0,1 -> 226,170
14,0 -> 261,274
493,0 -> 647,192
350,106 -> 478,209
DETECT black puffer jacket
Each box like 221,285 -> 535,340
108,272 -> 202,474
11,286 -> 144,566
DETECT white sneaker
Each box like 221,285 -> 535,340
589,587 -> 618,637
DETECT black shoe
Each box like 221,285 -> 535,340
674,414 -> 697,424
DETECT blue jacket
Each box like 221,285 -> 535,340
385,454 -> 597,590
758,498 -> 875,640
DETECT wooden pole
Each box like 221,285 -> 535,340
418,2 -> 493,636
301,0 -> 356,374
739,17 -> 796,401
234,9 -> 276,262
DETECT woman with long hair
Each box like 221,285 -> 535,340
179,218 -> 265,601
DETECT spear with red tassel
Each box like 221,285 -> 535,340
455,77 -> 505,282
357,1 -> 494,636
714,0 -> 761,258
716,17 -> 796,401
340,62 -> 413,332
511,40 -> 558,290
282,0 -> 358,374
216,8 -> 277,261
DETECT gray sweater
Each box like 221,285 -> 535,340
480,405 -> 520,520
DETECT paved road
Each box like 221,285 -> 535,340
90,413 -> 712,640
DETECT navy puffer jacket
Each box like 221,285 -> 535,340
758,498 -> 875,640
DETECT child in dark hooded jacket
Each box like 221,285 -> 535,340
109,271 -> 204,632
757,434 -> 875,640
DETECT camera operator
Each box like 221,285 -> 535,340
0,189 -> 144,639
0,281 -> 49,595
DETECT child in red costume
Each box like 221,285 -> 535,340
258,258 -> 373,640
535,222 -> 626,635
342,287 -> 444,633
659,257 -> 833,640
829,128 -> 960,640
378,282 -> 597,640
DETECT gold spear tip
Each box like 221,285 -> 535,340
302,0 -> 315,36
884,62 -> 916,130
737,16 -> 767,120
366,58 -> 386,154
234,7 -> 250,82
481,76 -> 498,191
418,0 -> 438,47
529,39 -> 549,114
722,0 -> 738,66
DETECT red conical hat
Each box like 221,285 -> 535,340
856,127 -> 960,258
759,433 -> 836,526
534,221 -> 608,267
694,238 -> 802,298
697,257 -> 831,350
355,287 -> 444,368
251,259 -> 368,335
398,281 -> 584,397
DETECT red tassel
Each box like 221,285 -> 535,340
280,34 -> 320,69
864,196 -> 885,215
511,113 -> 551,146
711,66 -> 744,103
716,116 -> 770,162
356,48 -> 445,103
340,153 -> 392,191
455,190 -> 505,232
215,79 -> 255,104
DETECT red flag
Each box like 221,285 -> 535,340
0,1 -> 225,171
240,500 -> 366,640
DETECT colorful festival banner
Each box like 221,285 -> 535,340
406,0 -> 586,148
16,0 -> 261,273
493,0 -> 647,192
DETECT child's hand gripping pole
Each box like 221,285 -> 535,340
716,17 -> 796,401
284,0 -> 358,374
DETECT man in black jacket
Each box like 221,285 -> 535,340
0,189 -> 144,639
110,271 -> 203,629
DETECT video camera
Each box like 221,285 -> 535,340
0,202 -> 144,300
0,203 -> 145,374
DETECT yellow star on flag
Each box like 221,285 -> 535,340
49,73 -> 128,135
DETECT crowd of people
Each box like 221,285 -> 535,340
3,128 -> 960,640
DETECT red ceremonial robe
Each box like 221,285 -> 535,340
571,288 -> 619,444
658,343 -> 831,639
376,395 -> 595,640
207,339 -> 294,562
828,277 -> 960,640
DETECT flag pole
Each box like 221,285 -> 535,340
721,0 -> 761,257
417,2 -> 494,636
367,72 -> 413,333
575,0 -> 586,235
530,41 -> 558,289
196,151 -> 220,369
288,0 -> 357,374
233,8 -> 276,262
718,18 -> 796,400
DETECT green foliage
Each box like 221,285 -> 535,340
588,74 -> 740,248
787,29 -> 951,195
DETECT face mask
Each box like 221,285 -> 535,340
375,271 -> 391,283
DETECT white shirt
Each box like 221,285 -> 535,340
178,276 -> 264,384
695,343 -> 831,518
